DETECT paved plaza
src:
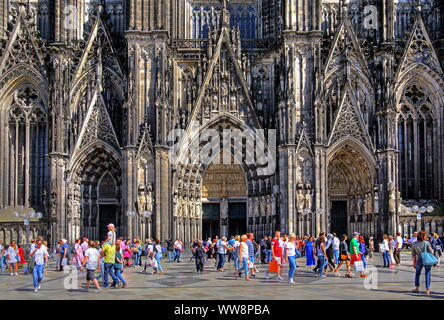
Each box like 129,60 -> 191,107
0,253 -> 443,300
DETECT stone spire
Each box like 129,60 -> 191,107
220,0 -> 230,28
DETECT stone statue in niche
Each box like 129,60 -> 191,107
195,201 -> 201,218
146,183 -> 153,213
296,186 -> 305,214
137,184 -> 147,213
373,189 -> 379,214
221,197 -> 229,218
304,181 -> 312,210
388,185 -> 396,213
357,195 -> 363,215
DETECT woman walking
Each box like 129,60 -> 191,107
412,230 -> 435,295
315,234 -> 327,278
154,239 -> 164,274
7,241 -> 19,276
381,234 -> 390,268
358,235 -> 367,269
368,237 -> 375,259
235,235 -> 251,281
432,233 -> 442,267
114,243 -> 127,288
388,235 -> 396,268
73,239 -> 84,270
123,240 -> 132,266
285,234 -> 298,284
334,235 -> 352,278
325,234 -> 336,273
305,236 -> 316,268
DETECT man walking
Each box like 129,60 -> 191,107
394,232 -> 403,265
29,238 -> 48,292
332,233 -> 340,265
266,231 -> 284,280
82,241 -> 101,293
173,238 -> 183,262
216,236 -> 229,271
101,241 -> 118,289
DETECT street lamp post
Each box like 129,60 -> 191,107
126,210 -> 137,239
406,205 -> 434,235
303,208 -> 325,235
13,211 -> 43,247
142,210 -> 152,239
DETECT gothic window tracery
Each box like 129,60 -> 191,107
191,2 -> 257,39
397,83 -> 436,199
7,85 -> 47,207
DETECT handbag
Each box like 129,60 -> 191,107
268,260 -> 279,273
247,260 -> 254,269
340,254 -> 348,260
421,242 -> 438,266
354,260 -> 365,273
61,258 -> 68,266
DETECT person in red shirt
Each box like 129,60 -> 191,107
265,231 -> 284,280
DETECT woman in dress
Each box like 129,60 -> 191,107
7,240 -> 19,276
123,240 -> 132,266
305,236 -> 316,267
73,238 -> 84,270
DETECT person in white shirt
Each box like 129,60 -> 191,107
332,233 -> 340,264
381,234 -> 390,267
394,232 -> 403,265
82,241 -> 101,293
285,234 -> 298,284
29,239 -> 48,292
216,236 -> 229,271
104,224 -> 116,245
173,239 -> 183,262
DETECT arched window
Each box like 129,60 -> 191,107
7,85 -> 47,206
397,83 -> 436,200
99,173 -> 117,199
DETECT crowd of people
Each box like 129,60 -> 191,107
0,223 -> 442,295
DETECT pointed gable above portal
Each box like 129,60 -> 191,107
328,85 -> 373,150
0,8 -> 45,75
324,18 -> 370,79
187,27 -> 261,131
295,126 -> 313,157
396,17 -> 443,78
73,89 -> 120,155
73,16 -> 123,83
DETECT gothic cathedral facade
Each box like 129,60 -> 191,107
0,0 -> 443,245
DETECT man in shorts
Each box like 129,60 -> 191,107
265,231 -> 284,280
82,241 -> 101,293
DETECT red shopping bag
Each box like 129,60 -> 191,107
268,260 -> 279,273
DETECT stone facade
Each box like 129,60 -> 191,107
0,0 -> 443,245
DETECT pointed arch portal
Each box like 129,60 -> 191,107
327,141 -> 375,237
201,161 -> 247,240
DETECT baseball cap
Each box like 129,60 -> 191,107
353,232 -> 360,236
107,223 -> 115,228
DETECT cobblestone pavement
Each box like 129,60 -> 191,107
0,253 -> 443,300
